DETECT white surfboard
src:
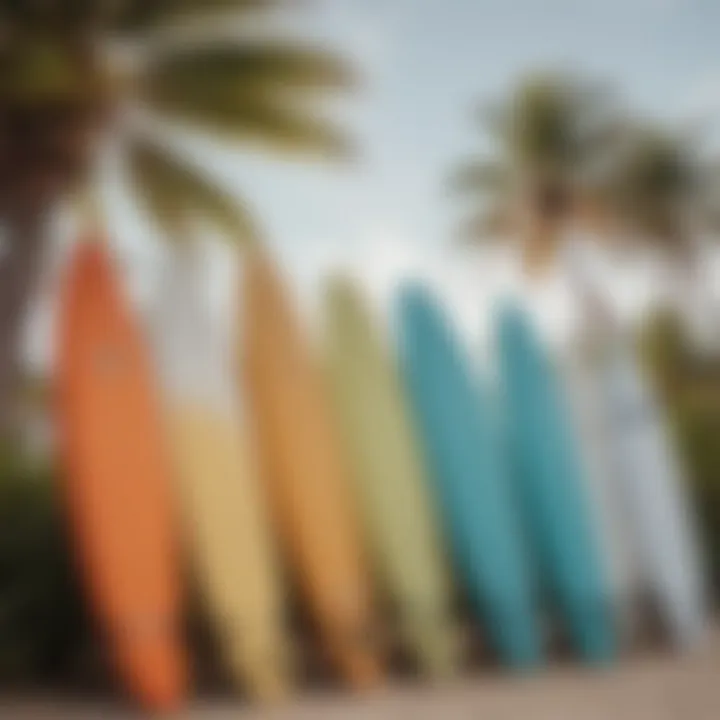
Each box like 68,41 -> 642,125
599,340 -> 708,649
561,235 -> 708,650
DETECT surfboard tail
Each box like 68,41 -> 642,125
565,595 -> 617,663
404,616 -> 460,678
116,635 -> 187,713
317,606 -> 384,690
333,642 -> 383,690
226,639 -> 290,703
491,611 -> 543,668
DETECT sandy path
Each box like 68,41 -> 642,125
3,630 -> 719,719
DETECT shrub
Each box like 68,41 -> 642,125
641,312 -> 720,598
0,444 -> 85,687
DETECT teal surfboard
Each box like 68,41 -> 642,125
396,283 -> 541,668
496,301 -> 615,662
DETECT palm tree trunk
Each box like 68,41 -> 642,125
0,208 -> 47,436
522,216 -> 561,278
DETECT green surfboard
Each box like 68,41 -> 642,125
323,275 -> 458,677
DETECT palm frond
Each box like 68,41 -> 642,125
2,38 -> 101,104
475,100 -> 508,143
476,72 -> 618,174
607,127 -> 700,243
144,42 -> 356,95
142,95 -> 352,158
446,159 -> 508,196
450,72 -> 623,264
455,206 -> 512,244
138,41 -> 354,157
113,0 -> 287,32
128,137 -> 259,244
512,81 -> 582,170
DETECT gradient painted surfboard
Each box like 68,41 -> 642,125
396,283 -> 541,667
152,244 -> 288,700
496,301 -> 615,662
56,240 -> 186,712
323,276 -> 458,676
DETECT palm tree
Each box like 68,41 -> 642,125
0,0 -> 355,431
599,121 -> 720,354
447,72 -> 619,274
603,123 -> 720,264
0,444 -> 84,686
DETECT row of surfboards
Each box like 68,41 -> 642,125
54,236 -> 708,713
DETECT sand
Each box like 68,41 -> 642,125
3,628 -> 719,719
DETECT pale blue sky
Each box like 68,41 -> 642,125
227,0 -> 720,259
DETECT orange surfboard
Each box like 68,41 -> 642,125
56,240 -> 186,712
242,246 -> 382,689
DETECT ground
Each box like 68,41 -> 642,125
3,629 -> 719,719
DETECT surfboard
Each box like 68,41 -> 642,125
396,284 -> 541,667
55,240 -> 186,712
561,346 -> 641,643
242,246 -> 382,689
599,339 -> 707,649
152,242 -> 288,700
561,240 -> 706,650
495,301 -> 615,662
323,276 -> 458,677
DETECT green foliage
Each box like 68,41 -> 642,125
0,0 -> 282,31
140,42 -> 356,161
0,446 -> 85,686
449,72 -> 720,261
448,72 -> 618,246
1,36 -> 98,104
641,312 -> 720,596
674,397 -> 720,591
1,1 -> 354,246
128,137 -> 260,243
605,126 -> 710,249
479,73 -> 614,175
447,159 -> 508,197
112,0 -> 285,32
144,42 -> 356,98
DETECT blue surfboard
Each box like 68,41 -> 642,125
496,301 -> 615,662
396,283 -> 541,667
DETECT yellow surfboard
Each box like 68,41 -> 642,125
242,246 -> 382,689
153,244 -> 287,700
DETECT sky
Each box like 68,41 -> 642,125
226,0 -> 720,256
24,0 -> 720,368
196,0 -> 720,324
